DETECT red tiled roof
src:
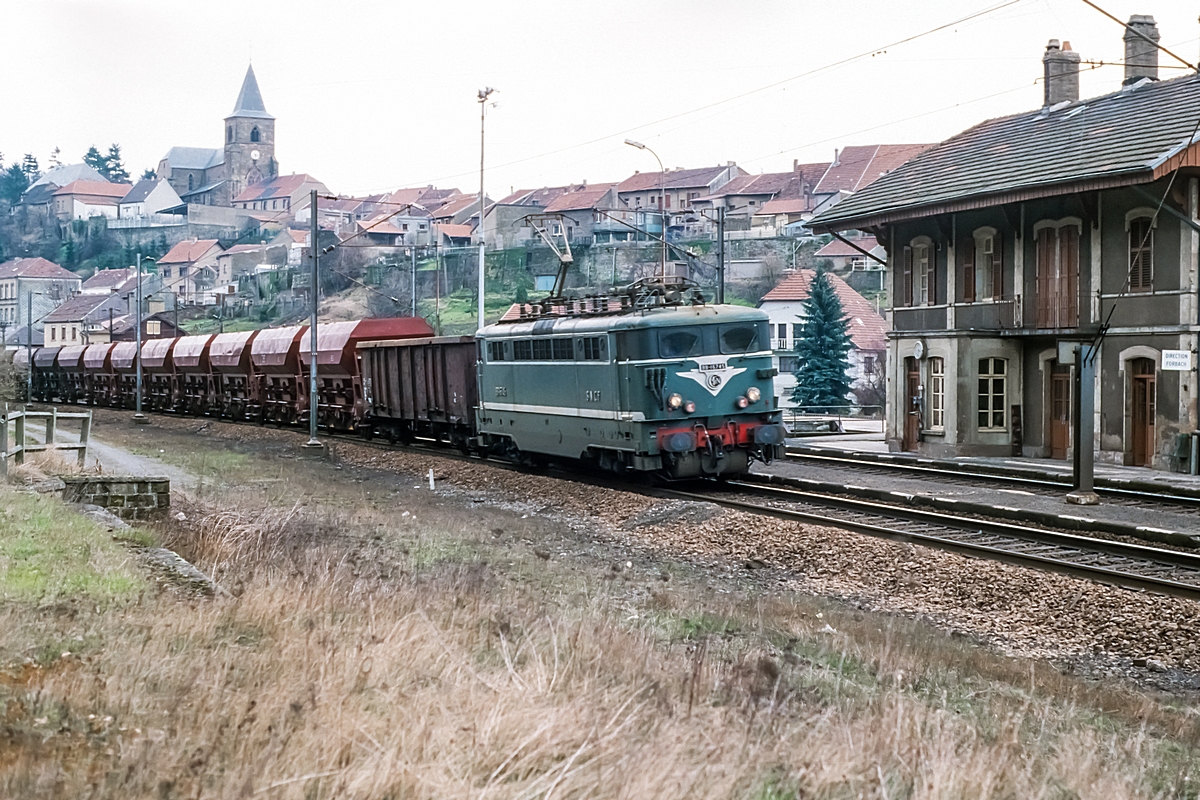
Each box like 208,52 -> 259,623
233,174 -> 322,203
0,257 -> 78,281
759,269 -> 888,351
52,180 -> 131,199
435,223 -> 473,237
542,184 -> 616,213
160,239 -> 222,264
814,236 -> 880,258
813,144 -> 933,195
221,244 -> 264,255
617,165 -> 736,193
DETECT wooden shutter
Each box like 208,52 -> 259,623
902,246 -> 913,307
1060,225 -> 1079,327
1035,229 -> 1053,328
927,245 -> 937,306
960,238 -> 975,303
992,233 -> 1004,300
1130,218 -> 1152,291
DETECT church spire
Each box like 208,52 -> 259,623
229,64 -> 274,120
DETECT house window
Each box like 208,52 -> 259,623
776,323 -> 787,341
146,320 -> 160,336
250,126 -> 260,143
928,357 -> 945,430
162,267 -> 171,278
664,194 -> 671,208
977,357 -> 1006,430
71,327 -> 76,340
1129,216 -> 1154,292
902,237 -> 934,306
50,327 -> 55,341
1034,221 -> 1081,328
180,266 -> 189,277
188,175 -> 194,191
779,355 -> 798,373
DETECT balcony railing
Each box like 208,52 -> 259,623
953,295 -> 1020,330
770,338 -> 792,351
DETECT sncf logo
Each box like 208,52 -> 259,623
677,357 -> 746,397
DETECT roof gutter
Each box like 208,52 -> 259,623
808,169 -> 1158,233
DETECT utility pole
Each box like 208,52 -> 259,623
133,254 -> 148,424
302,189 -> 322,454
716,207 -> 726,304
624,139 -> 666,277
411,247 -> 417,317
1068,343 -> 1099,504
25,288 -> 32,403
477,87 -> 495,331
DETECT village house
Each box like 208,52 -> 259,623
117,179 -> 183,219
809,16 -> 1200,471
159,238 -> 225,306
758,269 -> 888,410
692,161 -> 829,229
541,184 -> 621,244
52,180 -> 130,221
41,293 -> 119,346
0,258 -> 81,340
236,173 -> 328,214
616,164 -> 745,240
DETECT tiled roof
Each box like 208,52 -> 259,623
759,269 -> 888,351
81,267 -> 136,291
430,194 -> 484,218
711,172 -> 796,197
757,197 -> 812,215
180,180 -> 225,200
813,235 -> 880,257
53,180 -> 130,199
812,76 -> 1200,230
160,239 -> 222,264
221,244 -> 264,255
233,174 -> 321,203
18,183 -> 58,206
161,146 -> 224,171
617,165 -> 738,193
543,184 -> 617,213
43,294 -> 109,323
118,179 -> 160,204
812,144 -> 932,196
230,64 -> 274,120
0,257 -> 79,281
435,223 -> 474,238
29,163 -> 107,189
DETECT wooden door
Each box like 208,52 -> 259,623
903,357 -> 921,452
1131,358 -> 1156,467
1049,363 -> 1071,460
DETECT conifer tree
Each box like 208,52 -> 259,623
104,144 -> 130,183
790,269 -> 853,413
83,145 -> 105,174
20,154 -> 39,183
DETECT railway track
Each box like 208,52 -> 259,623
650,480 -> 1200,601
785,448 -> 1200,515
73,408 -> 1200,601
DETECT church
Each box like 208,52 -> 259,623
156,65 -> 279,208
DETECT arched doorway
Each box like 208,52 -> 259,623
1048,360 -> 1071,460
1130,357 -> 1156,467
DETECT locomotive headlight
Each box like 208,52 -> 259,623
735,396 -> 750,409
667,393 -> 684,410
746,386 -> 761,403
684,401 -> 696,414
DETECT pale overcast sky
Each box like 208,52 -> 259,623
3,1 -> 1198,197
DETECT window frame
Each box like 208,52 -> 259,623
928,357 -> 945,431
977,357 -> 1007,431
1128,215 -> 1154,293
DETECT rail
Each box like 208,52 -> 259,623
0,406 -> 92,477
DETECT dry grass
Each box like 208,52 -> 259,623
4,477 -> 1200,800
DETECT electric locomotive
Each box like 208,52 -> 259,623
475,277 -> 786,478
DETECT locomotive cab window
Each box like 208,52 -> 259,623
578,336 -> 606,360
719,322 -> 767,354
659,328 -> 703,358
487,341 -> 507,361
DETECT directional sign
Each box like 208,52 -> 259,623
1162,350 -> 1192,371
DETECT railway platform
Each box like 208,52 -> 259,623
757,437 -> 1200,546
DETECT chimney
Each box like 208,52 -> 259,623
1123,14 -> 1159,84
833,149 -> 840,166
1043,39 -> 1081,106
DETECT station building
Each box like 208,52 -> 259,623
809,17 -> 1200,470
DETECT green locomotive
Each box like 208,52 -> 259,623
476,278 -> 786,479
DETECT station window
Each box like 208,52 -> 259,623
977,357 -> 1006,430
928,357 -> 945,431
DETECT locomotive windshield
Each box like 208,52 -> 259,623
659,328 -> 703,358
718,323 -> 764,354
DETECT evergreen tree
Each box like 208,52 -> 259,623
0,164 -> 29,204
20,154 -> 39,183
83,145 -> 106,174
141,168 -> 157,180
790,269 -> 853,413
48,146 -> 62,168
104,144 -> 130,183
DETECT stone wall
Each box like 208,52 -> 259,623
61,476 -> 170,521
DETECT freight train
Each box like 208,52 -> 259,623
17,277 -> 786,478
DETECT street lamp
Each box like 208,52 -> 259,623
133,254 -> 156,424
477,87 -> 496,331
624,139 -> 667,277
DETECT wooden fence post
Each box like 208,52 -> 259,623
14,408 -> 24,466
0,408 -> 7,478
78,410 -> 91,469
46,406 -> 56,447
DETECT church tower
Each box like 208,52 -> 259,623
223,64 -> 277,204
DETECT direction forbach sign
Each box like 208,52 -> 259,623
1162,350 -> 1192,371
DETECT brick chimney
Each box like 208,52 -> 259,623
1123,14 -> 1160,84
1043,39 -> 1081,106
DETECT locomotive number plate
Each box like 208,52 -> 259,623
585,390 -> 602,402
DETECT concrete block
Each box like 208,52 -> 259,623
107,496 -> 125,508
